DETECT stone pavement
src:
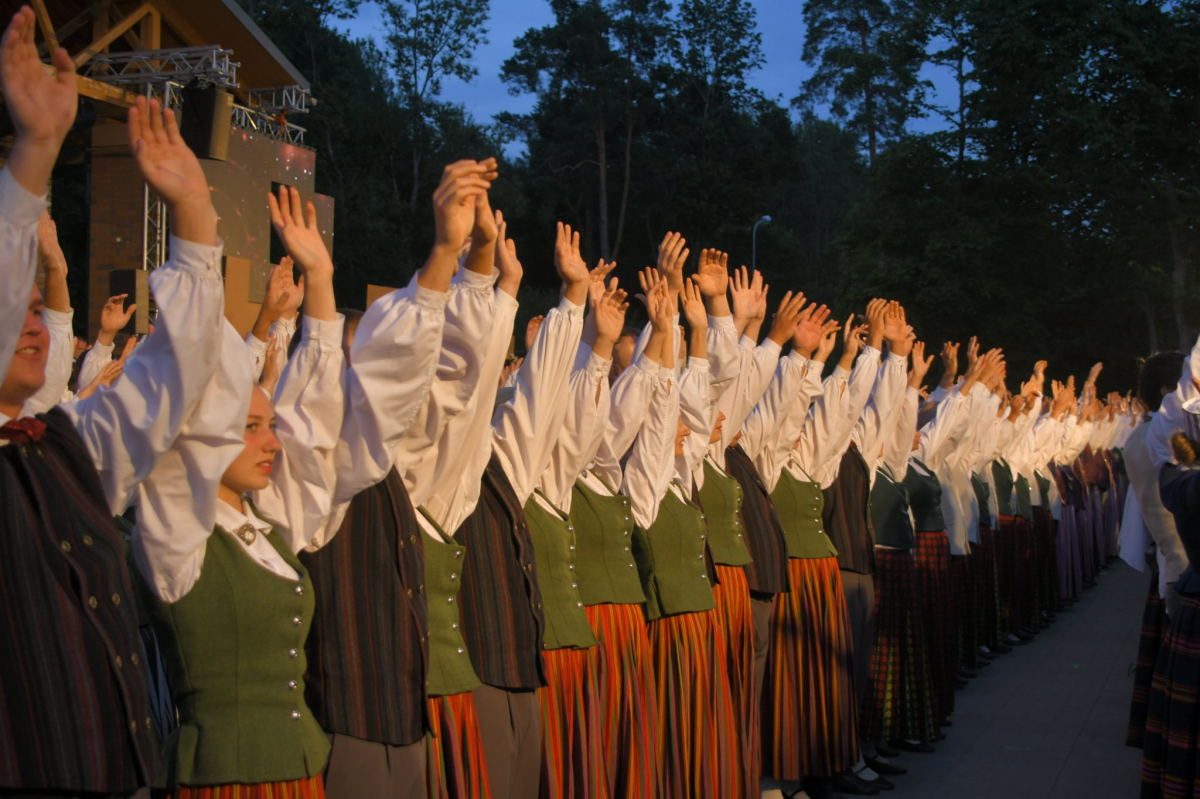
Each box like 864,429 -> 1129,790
879,560 -> 1147,799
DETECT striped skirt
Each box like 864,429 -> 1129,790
1142,594 -> 1200,798
762,556 -> 858,780
428,692 -> 492,799
1129,571 -> 1167,750
648,608 -> 739,799
915,530 -> 955,724
167,779 -> 325,798
585,602 -> 658,799
712,564 -> 757,797
539,646 -> 606,799
976,525 -> 1001,649
1058,503 -> 1082,601
861,548 -> 936,744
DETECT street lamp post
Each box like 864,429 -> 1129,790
752,215 -> 772,272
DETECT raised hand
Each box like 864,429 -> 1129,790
37,211 -> 66,275
1085,362 -> 1103,387
555,222 -> 590,305
767,290 -> 807,346
794,303 -> 832,357
433,159 -> 496,253
0,7 -> 77,194
269,185 -> 332,277
657,232 -> 689,297
76,357 -> 125,400
587,258 -> 617,308
645,278 -> 672,333
525,315 -> 545,351
681,277 -> 708,332
117,334 -> 139,363
730,266 -> 755,330
815,319 -> 841,363
909,340 -> 935,389
98,294 -> 136,346
965,336 -> 979,369
749,270 -> 769,321
883,300 -> 908,348
128,96 -> 215,245
1030,360 -> 1048,395
694,248 -> 730,297
498,357 -> 523,389
865,298 -> 887,350
259,336 -> 285,395
593,281 -> 630,361
494,210 -> 522,298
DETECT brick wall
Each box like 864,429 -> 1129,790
88,124 -> 144,342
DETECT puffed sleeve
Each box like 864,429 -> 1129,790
24,307 -> 75,414
0,169 -> 46,387
60,235 -> 226,514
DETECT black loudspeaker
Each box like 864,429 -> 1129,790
178,84 -> 233,161
108,269 -> 151,336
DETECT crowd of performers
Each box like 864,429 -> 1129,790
0,8 -> 1148,799
1123,324 -> 1200,798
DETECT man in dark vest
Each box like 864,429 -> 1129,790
0,9 -> 227,795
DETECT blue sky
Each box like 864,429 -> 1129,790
339,0 -> 954,150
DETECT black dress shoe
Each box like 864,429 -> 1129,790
797,778 -> 843,799
977,647 -> 998,660
865,756 -> 907,776
931,732 -> 947,742
959,667 -> 978,679
1003,633 -> 1027,646
875,742 -> 900,759
992,641 -> 1014,653
889,739 -> 936,753
831,770 -> 881,796
861,775 -> 895,791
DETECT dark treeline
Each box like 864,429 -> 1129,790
236,0 -> 1200,391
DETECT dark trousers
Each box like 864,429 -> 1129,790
841,569 -> 877,711
472,685 -> 542,799
323,733 -> 426,799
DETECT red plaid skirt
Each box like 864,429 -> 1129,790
914,530 -> 954,724
861,548 -> 936,744
1142,594 -> 1200,797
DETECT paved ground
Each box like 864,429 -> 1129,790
878,560 -> 1147,799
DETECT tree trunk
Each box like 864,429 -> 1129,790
954,50 -> 965,206
1140,292 -> 1159,354
857,23 -> 877,165
595,116 -> 611,261
1163,170 -> 1193,347
612,93 -> 633,261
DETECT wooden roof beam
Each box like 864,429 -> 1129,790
29,0 -> 57,51
74,1 -> 152,68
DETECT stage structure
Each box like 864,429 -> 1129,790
0,0 -> 332,338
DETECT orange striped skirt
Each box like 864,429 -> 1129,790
428,691 -> 492,799
585,602 -> 658,799
761,556 -> 859,780
166,779 -> 324,799
712,564 -> 756,798
649,608 -> 739,799
539,646 -> 606,799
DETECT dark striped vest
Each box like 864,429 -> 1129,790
456,455 -> 548,690
724,445 -> 790,595
991,459 -> 1016,517
0,409 -> 160,792
823,443 -> 876,575
300,468 -> 429,746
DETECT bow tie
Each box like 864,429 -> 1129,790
0,417 -> 48,444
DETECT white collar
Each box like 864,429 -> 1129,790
215,499 -> 272,536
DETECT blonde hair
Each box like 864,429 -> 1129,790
1171,431 -> 1200,465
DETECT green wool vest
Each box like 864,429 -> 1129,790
1015,475 -> 1034,522
417,512 -> 481,697
698,460 -> 752,567
140,526 -> 329,788
772,469 -> 839,559
570,476 -> 647,606
523,495 -> 598,651
633,487 -> 717,621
